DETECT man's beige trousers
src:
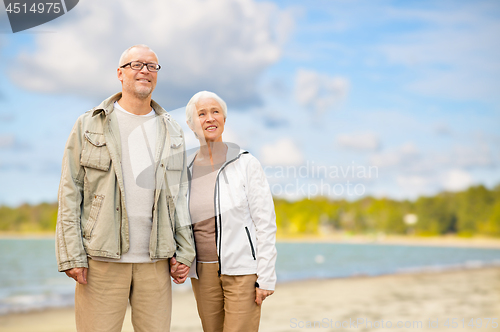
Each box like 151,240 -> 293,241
75,258 -> 172,332
191,262 -> 261,332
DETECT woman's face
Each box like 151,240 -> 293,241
191,98 -> 226,143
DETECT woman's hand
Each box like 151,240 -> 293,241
255,288 -> 274,305
170,257 -> 190,284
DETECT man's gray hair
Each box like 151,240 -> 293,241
118,44 -> 158,67
186,91 -> 228,127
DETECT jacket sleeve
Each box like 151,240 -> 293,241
245,155 -> 277,290
173,130 -> 195,267
55,116 -> 88,272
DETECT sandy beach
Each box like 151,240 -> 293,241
1,267 -> 498,332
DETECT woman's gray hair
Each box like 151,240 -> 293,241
186,91 -> 227,127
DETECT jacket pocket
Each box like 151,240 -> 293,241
83,194 -> 105,239
80,132 -> 111,171
166,135 -> 184,170
245,226 -> 256,260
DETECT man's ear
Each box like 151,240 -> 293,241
117,68 -> 123,83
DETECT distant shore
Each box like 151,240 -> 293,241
2,232 -> 500,248
1,267 -> 499,332
278,233 -> 500,248
0,233 -> 55,239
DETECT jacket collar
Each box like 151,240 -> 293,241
187,142 -> 246,169
91,92 -> 168,117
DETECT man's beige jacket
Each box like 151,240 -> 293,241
55,93 -> 195,272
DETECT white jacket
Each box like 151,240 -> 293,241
187,143 -> 277,290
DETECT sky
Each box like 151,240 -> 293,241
0,0 -> 499,206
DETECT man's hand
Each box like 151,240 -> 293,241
255,288 -> 274,306
170,257 -> 190,284
64,267 -> 88,284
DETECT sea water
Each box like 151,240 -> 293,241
1,239 -> 499,315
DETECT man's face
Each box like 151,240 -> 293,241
117,47 -> 158,99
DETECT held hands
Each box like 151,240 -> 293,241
255,288 -> 274,306
170,257 -> 190,284
65,267 -> 88,284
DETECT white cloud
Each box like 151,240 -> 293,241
379,2 -> 500,101
420,144 -> 495,171
396,168 -> 475,198
396,168 -> 474,198
451,145 -> 494,168
369,143 -> 419,168
260,138 -> 303,166
441,169 -> 473,192
336,132 -> 380,151
369,141 -> 493,187
367,139 -> 494,198
10,0 -> 293,108
295,69 -> 349,114
397,174 -> 433,197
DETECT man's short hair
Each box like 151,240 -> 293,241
118,44 -> 158,67
186,91 -> 228,127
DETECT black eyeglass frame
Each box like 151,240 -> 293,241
120,61 -> 161,72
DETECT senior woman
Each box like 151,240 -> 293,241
182,91 -> 277,332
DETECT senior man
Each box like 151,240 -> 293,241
55,44 -> 194,332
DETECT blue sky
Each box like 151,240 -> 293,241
0,0 -> 499,205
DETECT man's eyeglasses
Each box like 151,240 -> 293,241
120,61 -> 161,72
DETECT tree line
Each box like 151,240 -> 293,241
275,184 -> 500,237
0,202 -> 57,233
1,184 -> 499,236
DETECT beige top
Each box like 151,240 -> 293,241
190,158 -> 225,263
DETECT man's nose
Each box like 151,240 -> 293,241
140,65 -> 149,73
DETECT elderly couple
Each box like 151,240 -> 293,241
55,44 -> 277,332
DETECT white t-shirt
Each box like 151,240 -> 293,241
92,101 -> 159,263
